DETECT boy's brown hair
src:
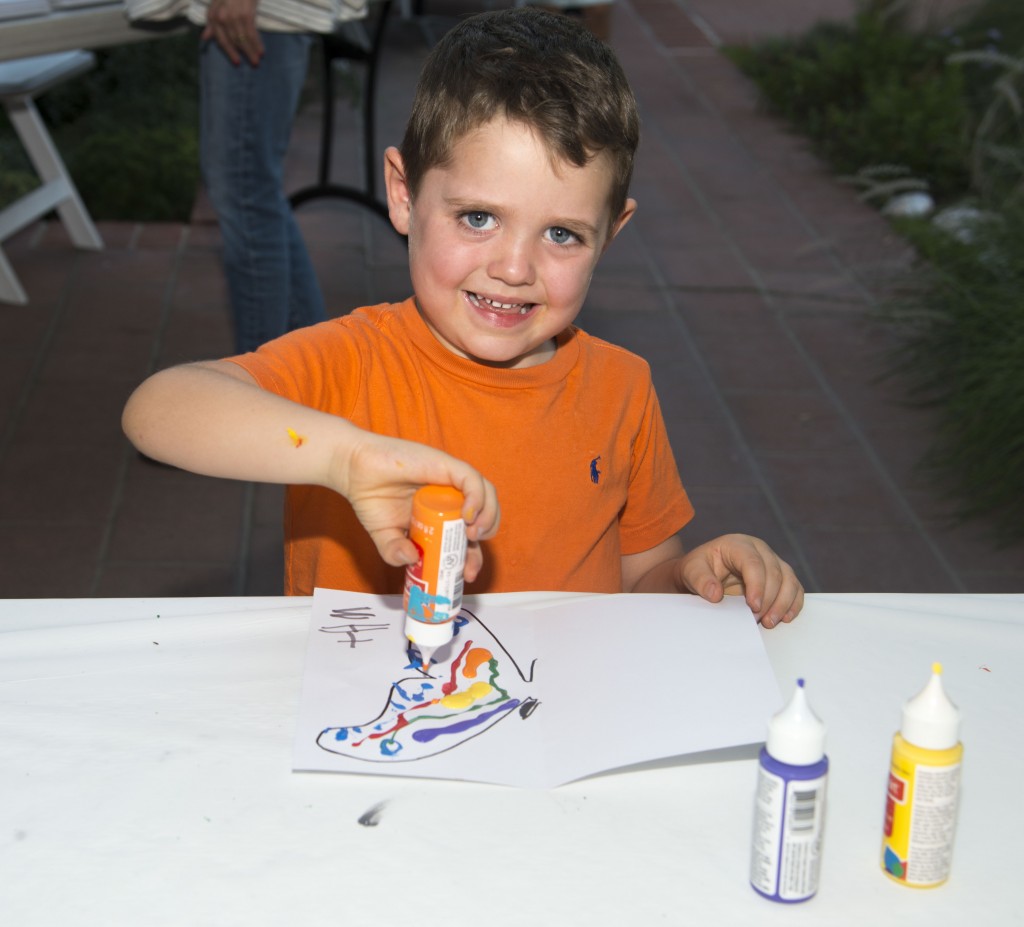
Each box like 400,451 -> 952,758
399,7 -> 640,223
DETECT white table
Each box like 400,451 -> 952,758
0,0 -> 183,62
1,593 -> 1021,925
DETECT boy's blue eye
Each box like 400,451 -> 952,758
463,211 -> 494,230
547,226 -> 580,246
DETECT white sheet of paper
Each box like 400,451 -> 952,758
292,589 -> 782,788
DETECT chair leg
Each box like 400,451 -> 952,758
316,40 -> 336,188
362,43 -> 378,198
6,96 -> 103,251
0,248 -> 29,305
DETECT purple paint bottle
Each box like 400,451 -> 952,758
750,679 -> 828,903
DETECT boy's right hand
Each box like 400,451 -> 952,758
330,431 -> 500,582
122,360 -> 499,582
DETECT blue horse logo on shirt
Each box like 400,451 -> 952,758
590,456 -> 602,484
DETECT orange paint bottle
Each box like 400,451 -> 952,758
402,485 -> 467,669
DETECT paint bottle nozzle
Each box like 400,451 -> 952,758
901,662 -> 960,750
417,643 -> 438,672
766,677 -> 826,766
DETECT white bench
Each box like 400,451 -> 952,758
0,49 -> 103,304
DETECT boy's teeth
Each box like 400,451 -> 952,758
475,293 -> 528,313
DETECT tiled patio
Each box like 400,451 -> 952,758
1,0 -> 1021,598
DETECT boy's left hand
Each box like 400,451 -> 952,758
678,534 -> 803,628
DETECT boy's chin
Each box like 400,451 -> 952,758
464,337 -> 557,370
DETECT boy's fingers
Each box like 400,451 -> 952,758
376,532 -> 418,569
760,573 -> 805,627
464,543 -> 484,583
460,476 -> 500,540
680,535 -> 804,627
678,537 -> 731,596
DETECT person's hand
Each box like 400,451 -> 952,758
203,0 -> 264,67
677,534 -> 803,628
328,430 -> 500,582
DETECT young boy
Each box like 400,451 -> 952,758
123,8 -> 804,627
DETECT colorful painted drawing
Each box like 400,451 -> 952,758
316,608 -> 539,763
295,590 -> 780,787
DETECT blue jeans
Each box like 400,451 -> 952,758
200,32 -> 325,353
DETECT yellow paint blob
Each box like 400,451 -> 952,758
440,682 -> 493,709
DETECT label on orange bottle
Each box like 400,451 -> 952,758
403,486 -> 466,627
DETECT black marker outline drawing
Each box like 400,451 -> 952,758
316,607 -> 539,763
319,606 -> 391,649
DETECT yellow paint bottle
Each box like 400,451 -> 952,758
881,663 -> 962,888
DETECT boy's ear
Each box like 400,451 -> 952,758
603,197 -> 637,252
384,146 -> 412,236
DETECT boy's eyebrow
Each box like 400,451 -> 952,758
445,197 -> 602,240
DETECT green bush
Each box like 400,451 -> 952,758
0,31 -> 200,221
727,0 -> 1024,544
888,208 -> 1024,543
725,3 -> 972,200
0,135 -> 37,204
69,123 -> 199,221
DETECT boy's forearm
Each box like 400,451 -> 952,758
122,360 -> 501,574
621,536 -> 686,593
122,361 -> 353,489
627,557 -> 684,594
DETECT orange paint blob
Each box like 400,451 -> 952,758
462,647 -> 493,679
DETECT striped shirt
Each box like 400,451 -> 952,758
124,0 -> 366,33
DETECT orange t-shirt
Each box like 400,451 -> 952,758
229,299 -> 694,595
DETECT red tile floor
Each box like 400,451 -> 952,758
1,0 -> 1020,597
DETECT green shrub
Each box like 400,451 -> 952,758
887,208 -> 1024,543
729,0 -> 1024,543
946,46 -> 1024,206
725,2 -> 972,200
0,31 -> 200,221
69,123 -> 199,221
0,133 -> 37,204
949,0 -> 1024,106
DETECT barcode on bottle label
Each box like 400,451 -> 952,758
790,789 -> 819,831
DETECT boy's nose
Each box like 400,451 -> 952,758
487,237 -> 535,287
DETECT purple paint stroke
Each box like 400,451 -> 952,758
410,700 -> 520,743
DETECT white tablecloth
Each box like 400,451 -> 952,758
1,593 -> 1021,925
0,1 -> 181,63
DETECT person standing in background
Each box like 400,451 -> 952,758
125,0 -> 366,352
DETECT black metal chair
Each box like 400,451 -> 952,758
289,0 -> 395,223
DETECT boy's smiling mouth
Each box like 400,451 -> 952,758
466,291 -> 535,316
